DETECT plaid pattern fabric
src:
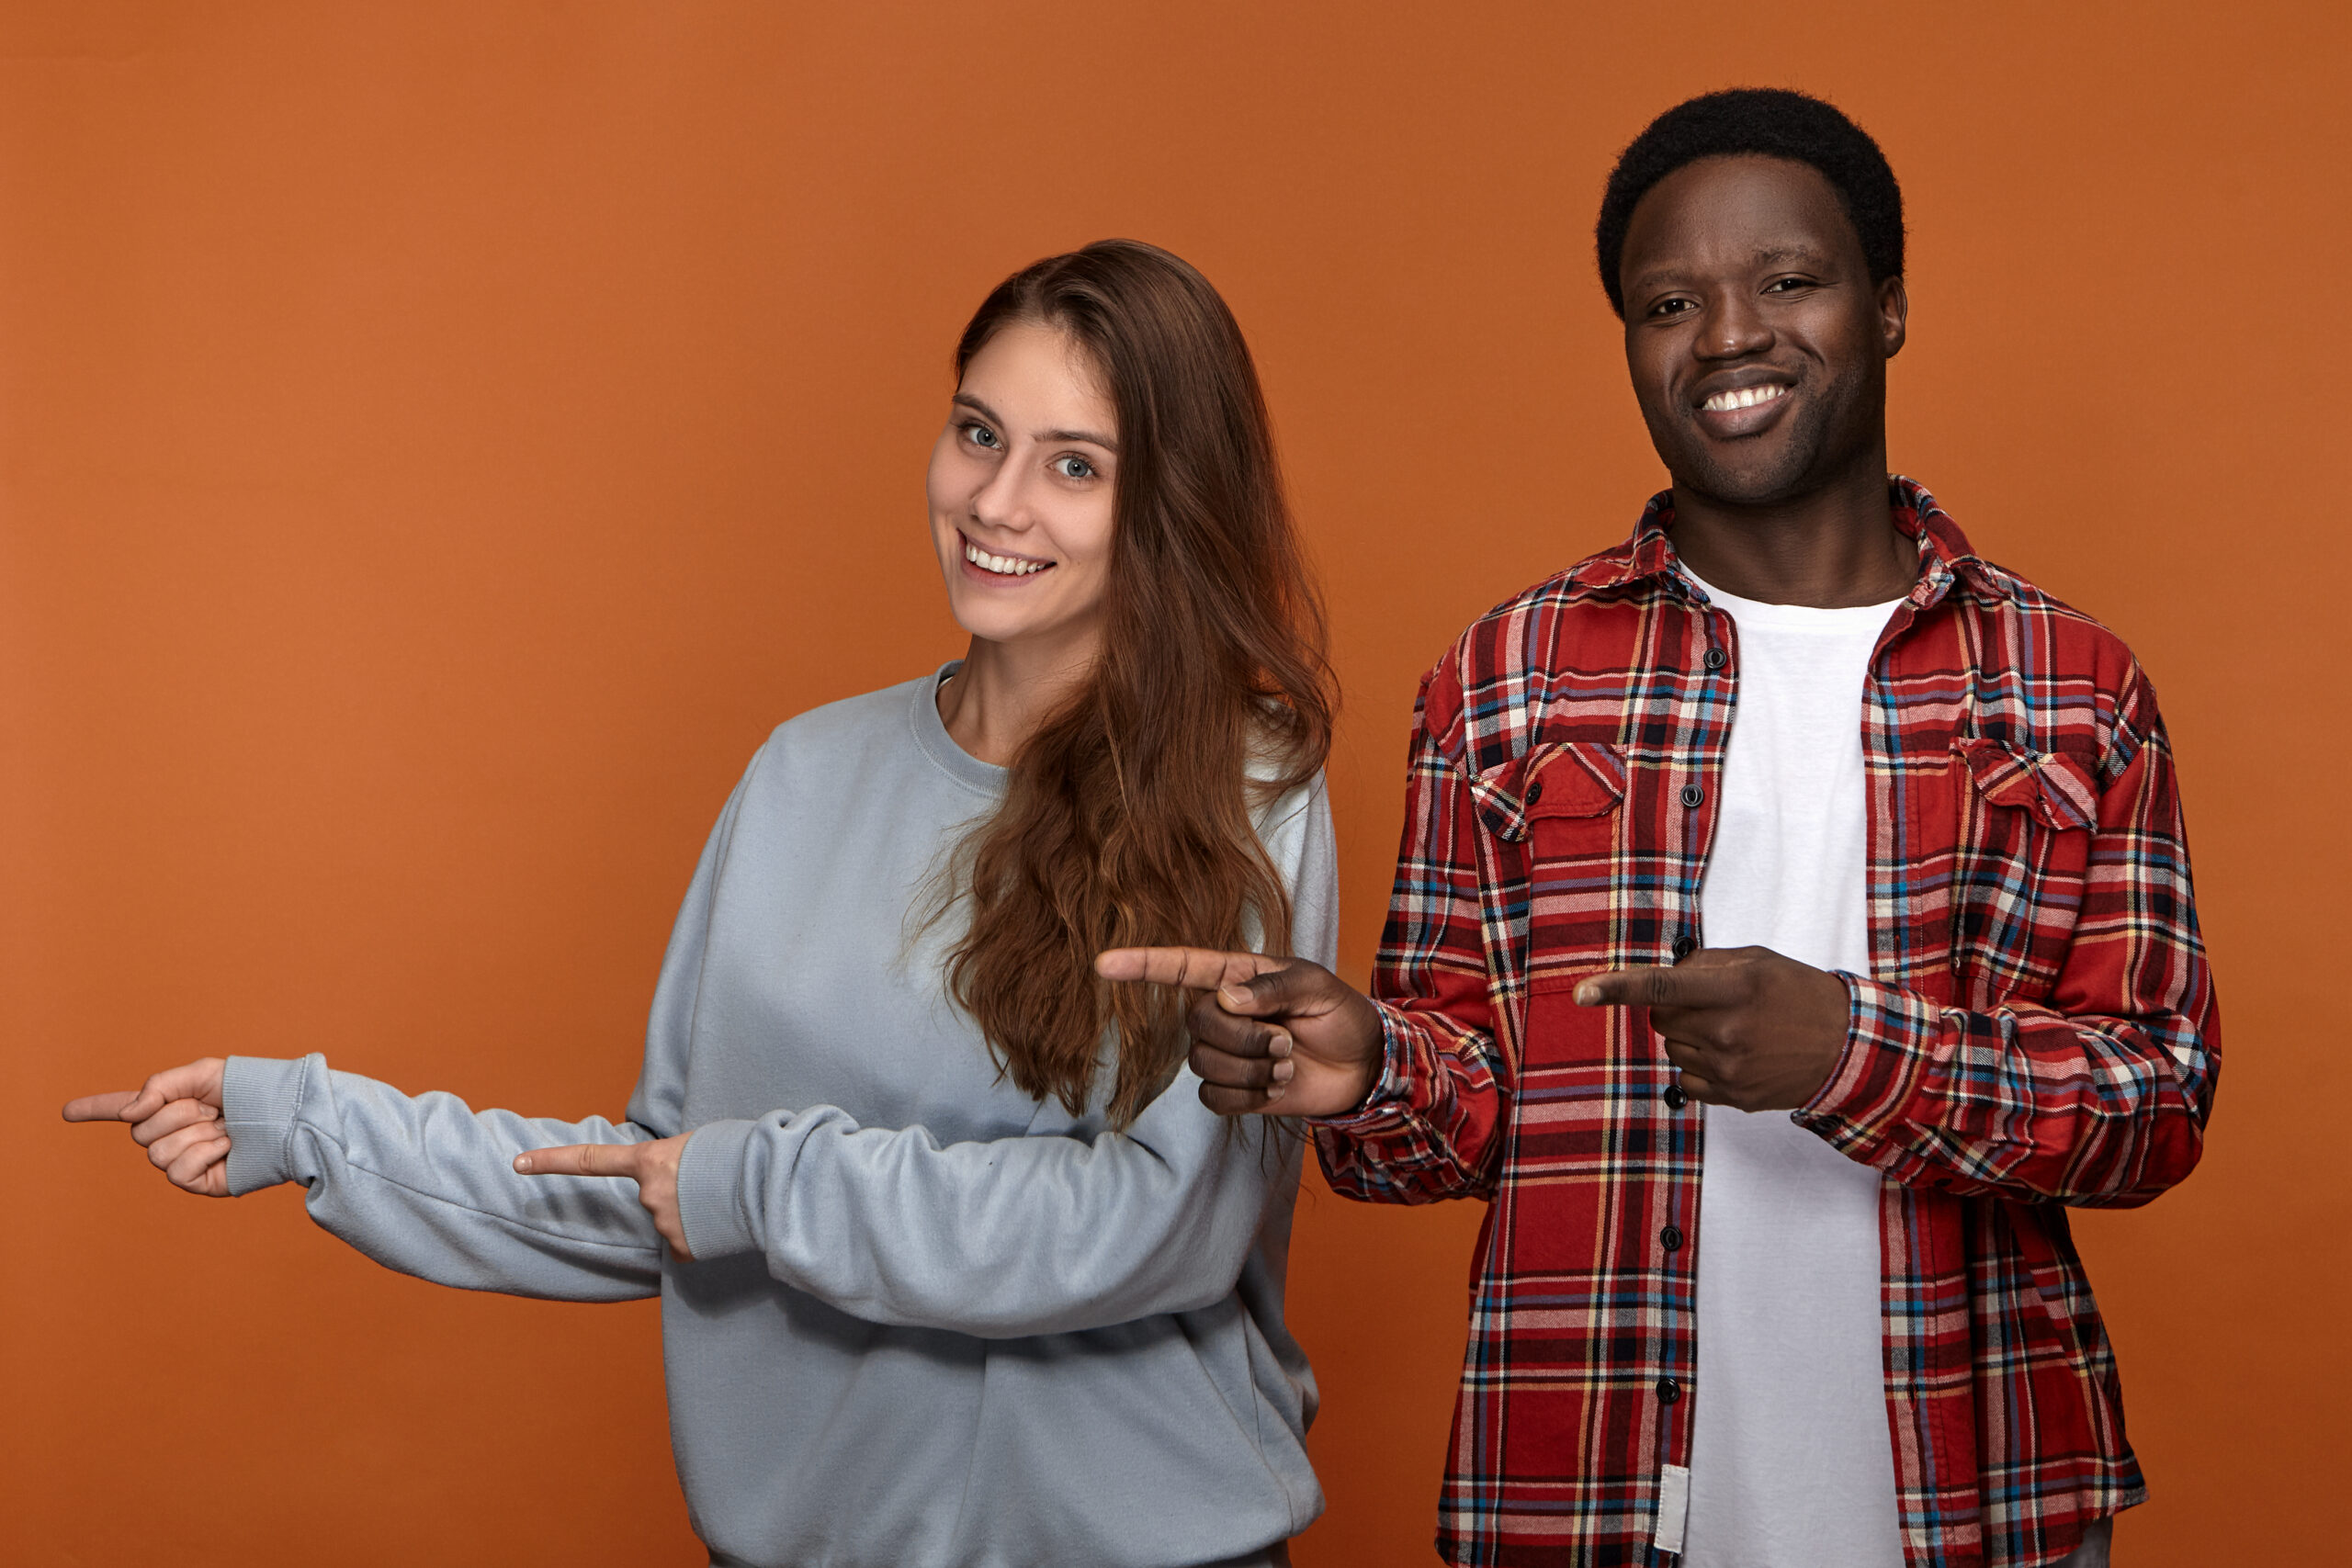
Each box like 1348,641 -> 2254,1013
1315,479 -> 2218,1567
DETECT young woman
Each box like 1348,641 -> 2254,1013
66,239 -> 1337,1568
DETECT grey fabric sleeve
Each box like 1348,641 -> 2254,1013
214,766 -> 753,1302
672,775 -> 1340,1338
219,1054 -> 664,1300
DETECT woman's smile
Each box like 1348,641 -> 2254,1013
959,530 -> 1057,579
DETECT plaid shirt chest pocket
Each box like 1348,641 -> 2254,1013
1949,736 -> 2102,1001
1468,738 -> 1629,998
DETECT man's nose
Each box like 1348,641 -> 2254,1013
1696,293 -> 1773,359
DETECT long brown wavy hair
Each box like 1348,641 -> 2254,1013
938,239 -> 1333,1131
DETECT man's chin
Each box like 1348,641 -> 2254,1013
1668,454 -> 1821,512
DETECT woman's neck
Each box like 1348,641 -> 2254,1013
936,631 -> 1100,766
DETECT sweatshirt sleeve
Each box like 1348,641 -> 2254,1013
670,774 -> 1339,1338
214,767 -> 753,1300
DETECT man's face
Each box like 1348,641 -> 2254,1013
1617,154 -> 1905,508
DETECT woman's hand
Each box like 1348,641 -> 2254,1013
62,1058 -> 234,1197
514,1134 -> 694,1259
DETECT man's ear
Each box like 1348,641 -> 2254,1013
1879,275 -> 1909,360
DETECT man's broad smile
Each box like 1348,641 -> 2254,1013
1702,384 -> 1786,412
1691,373 -> 1797,439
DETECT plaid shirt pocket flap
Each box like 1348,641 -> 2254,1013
1955,738 -> 2099,831
1468,739 -> 1628,843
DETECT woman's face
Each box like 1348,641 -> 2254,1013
927,321 -> 1119,660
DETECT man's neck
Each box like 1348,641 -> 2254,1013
1665,460 -> 1916,608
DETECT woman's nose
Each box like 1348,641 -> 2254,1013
967,457 -> 1031,532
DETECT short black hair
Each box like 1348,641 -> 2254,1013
1594,87 -> 1904,318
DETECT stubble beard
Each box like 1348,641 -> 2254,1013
1663,362 -> 1873,512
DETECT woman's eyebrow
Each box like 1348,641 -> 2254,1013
953,393 -> 1117,453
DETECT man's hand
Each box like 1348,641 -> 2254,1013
1575,946 -> 1851,1111
514,1135 -> 694,1258
62,1057 -> 233,1197
1094,948 -> 1385,1118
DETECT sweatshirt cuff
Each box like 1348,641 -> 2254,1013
675,1117 -> 761,1262
221,1054 -> 316,1196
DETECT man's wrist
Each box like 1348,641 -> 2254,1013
1311,1001 -> 1409,1129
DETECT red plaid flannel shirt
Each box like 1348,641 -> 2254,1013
1316,479 -> 2218,1567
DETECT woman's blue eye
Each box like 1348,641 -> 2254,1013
965,423 -> 1001,449
1053,456 -> 1094,479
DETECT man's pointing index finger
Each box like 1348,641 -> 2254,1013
1574,965 -> 1746,1010
1094,947 -> 1278,992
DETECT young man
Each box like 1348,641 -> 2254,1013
1101,90 -> 2215,1567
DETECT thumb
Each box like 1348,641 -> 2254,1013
1216,959 -> 1340,1021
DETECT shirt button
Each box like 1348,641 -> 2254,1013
1671,933 -> 1697,961
1524,781 -> 1543,807
1657,1378 -> 1681,1404
1662,1085 -> 1688,1110
1703,648 -> 1726,671
1679,783 -> 1705,808
1660,1224 -> 1683,1251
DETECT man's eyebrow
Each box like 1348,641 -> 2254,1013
1626,244 -> 1837,294
1624,263 -> 1695,293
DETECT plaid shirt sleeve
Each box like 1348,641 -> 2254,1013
1795,658 -> 2218,1206
1312,669 -> 1512,1203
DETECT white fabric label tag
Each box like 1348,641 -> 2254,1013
1655,1462 -> 1691,1555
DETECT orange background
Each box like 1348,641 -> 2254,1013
6,3 -> 2345,1563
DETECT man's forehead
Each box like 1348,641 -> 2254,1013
1622,159 -> 1860,278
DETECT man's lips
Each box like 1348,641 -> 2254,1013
1690,378 -> 1793,438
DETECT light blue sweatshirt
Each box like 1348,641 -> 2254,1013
220,668 -> 1334,1568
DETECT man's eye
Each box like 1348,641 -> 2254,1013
1052,456 -> 1095,479
964,423 -> 1001,449
1653,299 -> 1695,318
1764,276 -> 1813,293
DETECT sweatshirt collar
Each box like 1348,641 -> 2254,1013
909,660 -> 1010,798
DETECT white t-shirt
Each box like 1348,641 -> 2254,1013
1676,568 -> 1907,1568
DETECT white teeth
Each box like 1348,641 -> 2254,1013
964,538 -> 1048,577
1703,384 -> 1787,412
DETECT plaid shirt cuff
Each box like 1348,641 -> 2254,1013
1792,971 -> 1942,1163
1309,999 -> 1419,1135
